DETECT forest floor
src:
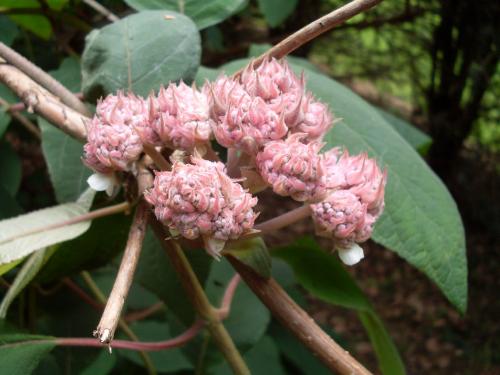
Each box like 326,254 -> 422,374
261,147 -> 500,375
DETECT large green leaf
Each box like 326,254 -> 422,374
81,10 -> 201,99
257,0 -> 298,27
376,108 -> 432,155
0,189 -> 94,265
0,185 -> 22,220
123,0 -> 248,30
197,58 -> 467,312
0,333 -> 56,375
0,84 -> 18,137
275,238 -> 406,375
8,15 -> 52,40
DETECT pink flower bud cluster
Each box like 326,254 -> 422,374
145,157 -> 258,258
83,83 -> 212,174
256,134 -> 326,202
311,150 -> 387,250
83,92 -> 145,172
146,82 -> 211,150
207,58 -> 332,155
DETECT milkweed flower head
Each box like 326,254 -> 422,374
310,151 -> 387,265
145,156 -> 258,258
148,82 -> 212,151
207,58 -> 333,156
256,133 -> 326,202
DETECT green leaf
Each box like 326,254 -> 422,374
123,0 -> 248,30
0,189 -> 95,265
0,333 -> 56,375
0,16 -> 19,46
39,58 -> 90,203
224,237 -> 271,278
211,336 -> 286,375
200,57 -> 467,311
81,10 -> 201,99
304,68 -> 467,312
118,321 -> 193,372
39,119 -> 91,203
135,229 -> 212,325
49,57 -> 81,92
37,213 -> 132,282
275,238 -> 371,311
257,0 -> 298,27
0,141 -> 22,195
205,260 -> 270,349
274,238 -> 406,375
8,15 -> 52,40
0,258 -> 23,277
359,311 -> 406,375
80,349 -> 116,375
376,108 -> 432,155
0,248 -> 50,318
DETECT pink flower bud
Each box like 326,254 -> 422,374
150,82 -> 212,151
337,151 -> 387,215
145,157 -> 258,258
256,133 -> 326,202
240,58 -> 303,101
311,190 -> 369,249
212,96 -> 288,154
83,117 -> 143,171
96,91 -> 149,128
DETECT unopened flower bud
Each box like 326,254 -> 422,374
256,133 -> 326,202
145,157 -> 258,258
83,117 -> 143,172
150,82 -> 212,151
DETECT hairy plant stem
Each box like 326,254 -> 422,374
94,201 -> 148,345
255,204 -> 311,233
150,219 -> 250,375
80,270 -> 157,375
234,0 -> 382,77
56,319 -> 204,351
143,144 -> 171,171
0,63 -> 88,141
228,256 -> 373,375
82,0 -> 119,22
0,43 -> 90,116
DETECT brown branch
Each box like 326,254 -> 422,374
0,97 -> 41,140
0,43 -> 90,116
149,219 -> 250,375
82,0 -> 119,22
94,200 -> 148,344
57,319 -> 204,351
234,0 -> 382,77
8,92 -> 84,113
227,256 -> 373,375
255,204 -> 311,234
0,64 -> 88,141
